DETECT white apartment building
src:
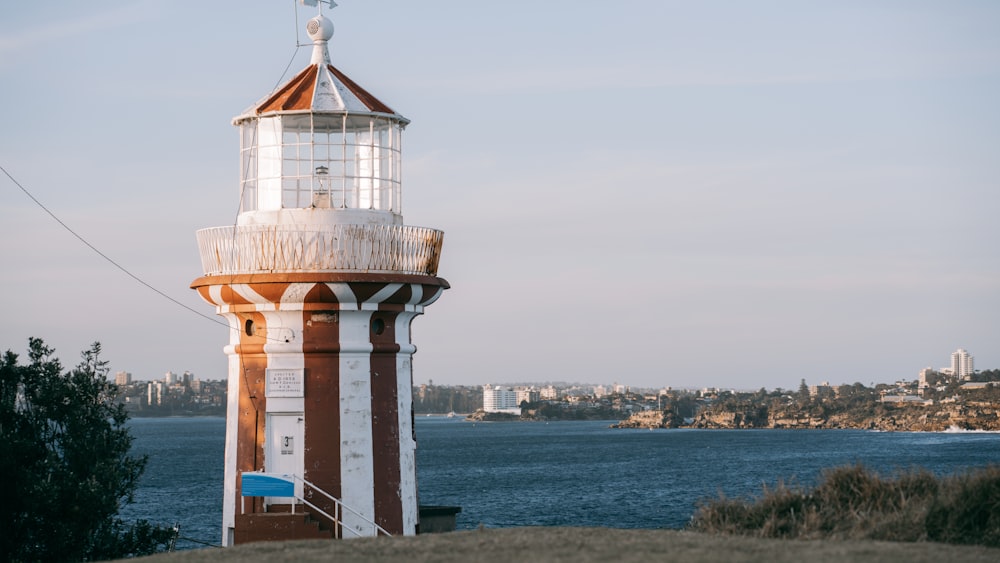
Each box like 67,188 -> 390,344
951,348 -> 975,380
115,371 -> 132,386
147,381 -> 165,406
516,387 -> 540,405
483,384 -> 521,414
918,367 -> 934,392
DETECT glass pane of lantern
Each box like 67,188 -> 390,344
258,118 -> 282,211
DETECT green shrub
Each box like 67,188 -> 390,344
926,465 -> 1000,546
689,463 -> 1000,547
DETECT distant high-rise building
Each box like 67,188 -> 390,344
540,385 -> 559,400
147,381 -> 164,406
164,371 -> 176,385
951,349 -> 975,380
115,371 -> 131,386
483,384 -> 520,413
918,367 -> 934,390
516,387 -> 540,405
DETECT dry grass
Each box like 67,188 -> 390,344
689,464 -> 1000,546
129,527 -> 1000,563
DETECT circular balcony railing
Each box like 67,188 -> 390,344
196,224 -> 443,277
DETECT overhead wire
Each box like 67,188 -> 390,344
0,4 -> 309,340
0,163 -> 231,330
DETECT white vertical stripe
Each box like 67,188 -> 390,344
395,311 -> 419,535
261,309 -> 306,498
407,283 -> 423,306
338,309 -> 376,536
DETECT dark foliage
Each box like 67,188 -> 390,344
689,463 -> 1000,547
925,465 -> 1000,546
0,338 -> 175,562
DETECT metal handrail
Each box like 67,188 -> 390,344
291,475 -> 392,538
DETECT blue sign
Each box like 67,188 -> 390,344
241,473 -> 295,497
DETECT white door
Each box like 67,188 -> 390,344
265,413 -> 304,502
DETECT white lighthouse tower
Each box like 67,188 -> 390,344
191,4 -> 447,545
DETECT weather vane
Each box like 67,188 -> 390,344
301,0 -> 337,12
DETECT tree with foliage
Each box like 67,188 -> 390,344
796,378 -> 811,406
0,338 -> 174,562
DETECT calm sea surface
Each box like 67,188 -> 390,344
122,416 -> 1000,549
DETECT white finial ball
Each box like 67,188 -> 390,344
306,15 -> 334,41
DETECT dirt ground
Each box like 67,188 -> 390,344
133,527 -> 999,563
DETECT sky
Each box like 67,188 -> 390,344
1,1 -> 998,391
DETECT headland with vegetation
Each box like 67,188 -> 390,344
614,370 -> 1000,431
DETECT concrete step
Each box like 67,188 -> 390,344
234,512 -> 333,543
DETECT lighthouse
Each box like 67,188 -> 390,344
191,4 -> 447,545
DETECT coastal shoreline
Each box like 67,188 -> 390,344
612,402 -> 1000,431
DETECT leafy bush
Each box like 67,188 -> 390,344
1,338 -> 176,562
689,463 -> 1000,546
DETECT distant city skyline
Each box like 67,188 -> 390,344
116,347 -> 989,392
2,1 -> 998,391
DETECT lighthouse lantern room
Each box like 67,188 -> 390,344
234,9 -> 406,223
192,3 -> 447,546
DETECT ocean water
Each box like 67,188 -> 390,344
120,418 -> 225,549
122,417 -> 1000,549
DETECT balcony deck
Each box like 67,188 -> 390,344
196,224 -> 443,277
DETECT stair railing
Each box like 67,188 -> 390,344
240,471 -> 392,538
291,474 -> 392,538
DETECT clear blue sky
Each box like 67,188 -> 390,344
1,1 -> 998,390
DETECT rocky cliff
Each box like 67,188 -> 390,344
614,402 -> 1000,431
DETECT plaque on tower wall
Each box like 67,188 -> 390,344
265,369 -> 304,398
